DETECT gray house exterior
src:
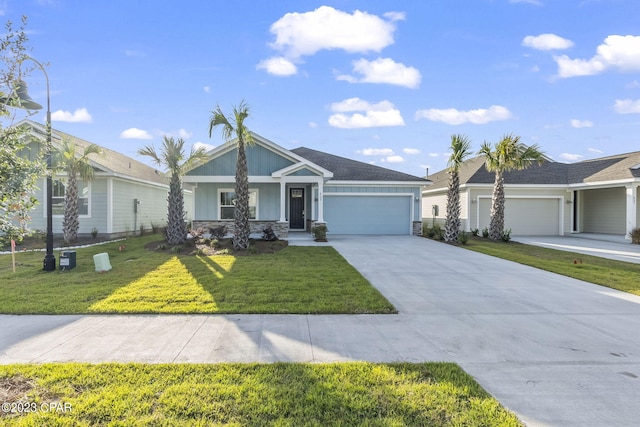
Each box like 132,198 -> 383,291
423,152 -> 640,239
184,133 -> 427,238
16,120 -> 192,238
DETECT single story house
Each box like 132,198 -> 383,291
184,133 -> 428,238
422,152 -> 640,239
14,119 -> 192,238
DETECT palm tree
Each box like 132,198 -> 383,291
208,101 -> 253,251
444,134 -> 472,243
54,139 -> 102,244
478,134 -> 545,240
138,137 -> 207,246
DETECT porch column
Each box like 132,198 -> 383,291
317,180 -> 325,223
626,184 -> 638,240
279,180 -> 287,222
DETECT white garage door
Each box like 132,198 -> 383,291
479,198 -> 560,236
324,195 -> 412,234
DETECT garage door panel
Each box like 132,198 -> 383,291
479,198 -> 560,236
324,196 -> 411,234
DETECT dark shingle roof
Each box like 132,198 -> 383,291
291,147 -> 427,182
426,151 -> 640,190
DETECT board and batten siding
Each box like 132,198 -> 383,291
187,145 -> 294,176
580,187 -> 626,234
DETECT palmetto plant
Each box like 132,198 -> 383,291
138,137 -> 207,246
478,134 -> 545,240
54,139 -> 102,244
208,101 -> 253,251
444,134 -> 472,243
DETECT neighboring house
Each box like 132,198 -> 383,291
15,120 -> 193,238
184,133 -> 427,238
422,152 -> 640,239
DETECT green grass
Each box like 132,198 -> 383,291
464,237 -> 640,296
0,235 -> 395,314
0,362 -> 521,426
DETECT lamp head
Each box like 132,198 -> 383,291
11,80 -> 43,110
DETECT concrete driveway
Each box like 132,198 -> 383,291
2,235 -> 640,426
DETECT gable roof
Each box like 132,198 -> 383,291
425,151 -> 640,191
291,147 -> 428,183
19,119 -> 168,186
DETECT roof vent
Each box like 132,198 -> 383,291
631,163 -> 640,170
128,162 -> 131,169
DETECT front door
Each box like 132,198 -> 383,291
289,188 -> 305,229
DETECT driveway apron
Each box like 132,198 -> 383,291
2,235 -> 640,426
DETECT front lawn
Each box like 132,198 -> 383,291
0,235 -> 395,314
464,237 -> 640,296
0,362 -> 521,426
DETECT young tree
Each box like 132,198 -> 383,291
478,134 -> 545,240
0,17 -> 44,245
444,134 -> 472,243
53,139 -> 102,243
208,101 -> 253,251
138,136 -> 207,245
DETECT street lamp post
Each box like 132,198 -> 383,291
11,57 -> 55,271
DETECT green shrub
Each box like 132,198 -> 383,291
458,231 -> 469,245
311,224 -> 328,241
90,227 -> 99,239
482,227 -> 489,238
630,227 -> 640,244
471,228 -> 479,237
501,229 -> 512,243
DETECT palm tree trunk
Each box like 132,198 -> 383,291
234,140 -> 250,250
489,170 -> 505,240
444,171 -> 461,242
166,174 -> 187,245
63,176 -> 79,244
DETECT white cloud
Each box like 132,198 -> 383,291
559,153 -> 584,162
125,49 -> 145,57
510,0 -> 543,5
588,148 -> 604,154
428,152 -> 440,157
337,57 -> 421,88
555,35 -> 640,78
570,119 -> 594,128
360,148 -> 394,156
193,141 -> 215,152
51,108 -> 93,123
309,121 -> 318,128
203,86 -> 211,93
256,56 -> 298,76
120,128 -> 153,140
522,34 -> 574,50
383,155 -> 404,163
267,6 -> 398,59
177,128 -> 192,138
415,105 -> 513,125
403,148 -> 420,155
626,80 -> 640,89
328,98 -> 405,128
614,98 -> 640,114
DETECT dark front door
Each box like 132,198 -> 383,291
289,188 -> 305,229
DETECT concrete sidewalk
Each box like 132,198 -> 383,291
2,236 -> 640,426
516,234 -> 640,264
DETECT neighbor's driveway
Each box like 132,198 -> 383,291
2,236 -> 640,426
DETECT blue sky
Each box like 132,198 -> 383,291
4,0 -> 640,176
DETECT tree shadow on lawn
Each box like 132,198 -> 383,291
0,236 -> 175,314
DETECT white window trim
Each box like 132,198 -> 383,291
43,177 -> 92,219
217,188 -> 259,220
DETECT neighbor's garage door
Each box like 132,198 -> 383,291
324,195 -> 412,234
479,198 -> 560,236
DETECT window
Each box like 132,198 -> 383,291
51,179 -> 90,217
219,189 -> 257,220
